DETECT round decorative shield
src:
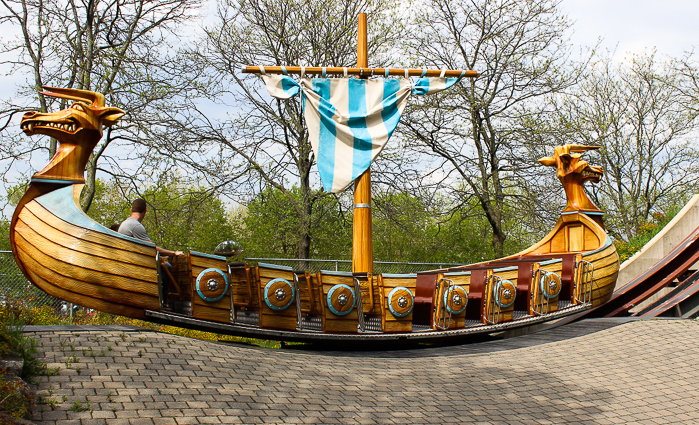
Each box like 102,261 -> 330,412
540,271 -> 562,299
387,286 -> 414,317
327,284 -> 356,316
494,279 -> 516,308
443,285 -> 468,314
196,268 -> 229,302
263,278 -> 295,310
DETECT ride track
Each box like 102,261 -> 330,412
580,210 -> 699,319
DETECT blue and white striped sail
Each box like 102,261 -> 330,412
263,74 -> 462,193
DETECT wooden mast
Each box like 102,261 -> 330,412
352,13 -> 372,274
241,15 -> 477,274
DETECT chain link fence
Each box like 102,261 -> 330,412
0,250 -> 62,308
0,251 -> 462,308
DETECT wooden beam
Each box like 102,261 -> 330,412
352,13 -> 373,274
242,66 -> 477,79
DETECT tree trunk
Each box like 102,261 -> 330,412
80,156 -> 98,212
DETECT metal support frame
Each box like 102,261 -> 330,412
484,275 -> 503,325
228,264 -> 236,324
155,252 -> 165,309
531,268 -> 547,316
293,273 -> 303,330
353,276 -> 366,332
531,269 -> 562,316
574,260 -> 594,305
434,278 -> 455,330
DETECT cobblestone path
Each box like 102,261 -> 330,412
26,319 -> 699,424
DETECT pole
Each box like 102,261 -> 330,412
242,66 -> 477,78
352,13 -> 373,274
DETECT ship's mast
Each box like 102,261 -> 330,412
352,13 -> 372,274
242,14 -> 476,274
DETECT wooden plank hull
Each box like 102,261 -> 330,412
10,183 -> 619,342
11,185 -> 159,320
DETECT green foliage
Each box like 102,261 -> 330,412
372,192 -> 489,263
84,180 -> 131,231
84,175 -> 235,254
373,192 -> 532,264
0,219 -> 11,251
614,209 -> 680,263
0,378 -> 35,420
235,187 -> 351,259
236,187 -> 532,264
141,176 -> 236,254
0,294 -> 52,379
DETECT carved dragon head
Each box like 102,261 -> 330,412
539,144 -> 603,213
20,86 -> 124,182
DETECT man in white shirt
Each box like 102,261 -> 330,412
119,199 -> 184,309
118,199 -> 184,257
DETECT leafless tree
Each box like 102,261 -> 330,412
156,0 -> 403,260
0,0 -> 201,210
399,0 -> 584,256
553,52 -> 699,241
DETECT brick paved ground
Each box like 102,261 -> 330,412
26,319 -> 699,424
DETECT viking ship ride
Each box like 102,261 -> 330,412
9,14 -> 619,343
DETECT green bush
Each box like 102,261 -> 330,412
614,210 -> 679,263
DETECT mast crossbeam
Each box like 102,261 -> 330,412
242,66 -> 477,79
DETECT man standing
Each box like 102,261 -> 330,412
119,199 -> 184,309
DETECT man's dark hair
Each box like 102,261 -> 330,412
131,199 -> 147,213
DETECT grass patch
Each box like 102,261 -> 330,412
3,300 -> 282,349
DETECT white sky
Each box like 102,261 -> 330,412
561,0 -> 699,59
1,0 -> 698,211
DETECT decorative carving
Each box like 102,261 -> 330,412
20,86 -> 124,182
327,284 -> 355,316
443,285 -> 468,315
494,279 -> 516,308
196,268 -> 228,302
539,145 -> 603,213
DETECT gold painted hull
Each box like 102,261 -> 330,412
10,182 -> 619,341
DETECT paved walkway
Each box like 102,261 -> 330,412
26,319 -> 699,424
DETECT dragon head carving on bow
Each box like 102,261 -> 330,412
539,144 -> 603,213
21,86 -> 124,182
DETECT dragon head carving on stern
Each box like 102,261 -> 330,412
539,144 -> 603,213
20,86 -> 124,182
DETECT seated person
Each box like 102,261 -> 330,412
119,199 -> 184,309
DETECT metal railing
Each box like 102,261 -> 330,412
574,260 -> 594,305
245,257 -> 462,274
531,269 -> 562,316
434,278 -> 455,330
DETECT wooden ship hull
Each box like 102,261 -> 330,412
10,180 -> 618,343
9,81 -> 619,343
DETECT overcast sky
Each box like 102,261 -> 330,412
561,0 -> 699,59
2,0 -> 698,208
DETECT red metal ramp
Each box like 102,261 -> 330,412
634,269 -> 699,318
585,224 -> 699,317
